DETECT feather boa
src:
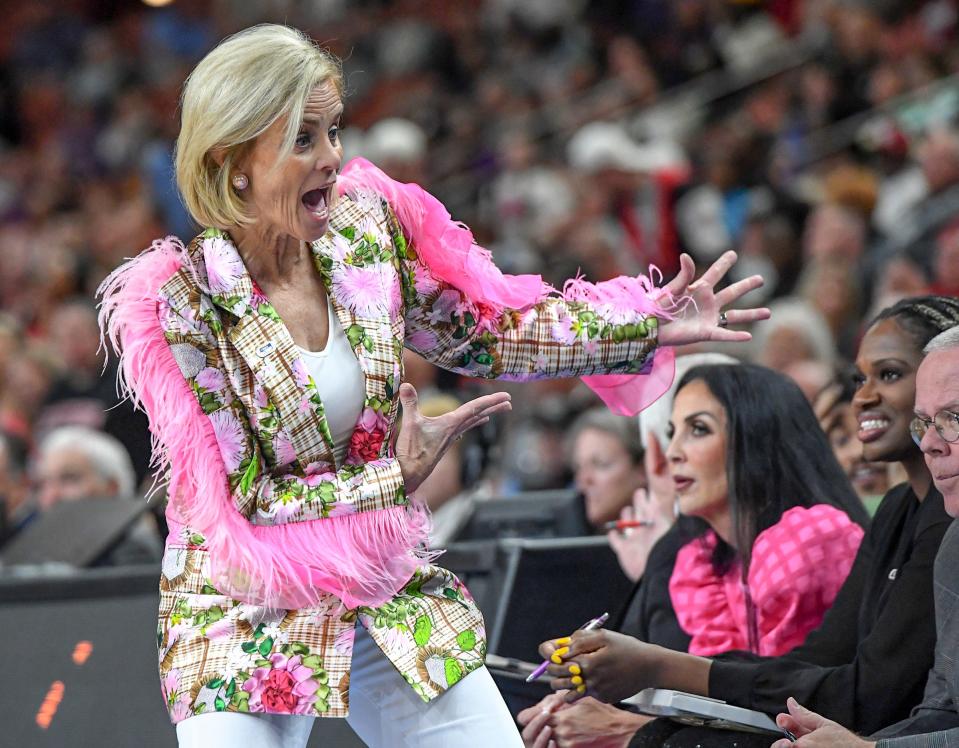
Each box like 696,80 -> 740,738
98,237 -> 429,610
338,157 -> 677,415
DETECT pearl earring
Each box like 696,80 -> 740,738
232,173 -> 249,191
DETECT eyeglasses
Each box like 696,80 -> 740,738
910,410 -> 959,446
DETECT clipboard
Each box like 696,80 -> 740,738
623,689 -> 792,737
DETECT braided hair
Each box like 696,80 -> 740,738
869,295 -> 959,350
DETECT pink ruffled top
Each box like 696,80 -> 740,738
669,504 -> 864,657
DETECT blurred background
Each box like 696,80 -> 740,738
0,0 -> 957,744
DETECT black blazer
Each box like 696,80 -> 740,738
615,518 -> 702,652
872,519 -> 959,744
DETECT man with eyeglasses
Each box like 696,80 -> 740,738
911,410 -> 959,454
771,325 -> 959,748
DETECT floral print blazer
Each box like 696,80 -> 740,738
107,192 -> 661,723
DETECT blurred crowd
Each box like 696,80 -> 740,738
1,0 -> 959,564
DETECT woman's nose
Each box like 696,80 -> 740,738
852,379 -> 878,409
316,143 -> 341,175
665,436 -> 682,464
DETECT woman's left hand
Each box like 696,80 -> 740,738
657,251 -> 771,347
540,629 -> 657,704
771,698 -> 876,748
395,383 -> 511,493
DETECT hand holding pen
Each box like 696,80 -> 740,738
603,519 -> 654,532
608,486 -> 673,582
536,627 -> 665,705
526,612 -> 609,687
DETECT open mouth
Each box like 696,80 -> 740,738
858,415 -> 891,443
673,476 -> 694,493
301,184 -> 333,220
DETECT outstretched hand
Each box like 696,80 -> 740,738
394,383 -> 511,493
657,251 -> 770,347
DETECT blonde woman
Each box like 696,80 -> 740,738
99,24 -> 768,748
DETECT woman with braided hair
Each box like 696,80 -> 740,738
522,295 -> 959,748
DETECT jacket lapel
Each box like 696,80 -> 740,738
194,229 -> 336,471
312,197 -> 400,440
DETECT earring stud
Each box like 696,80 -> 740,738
232,173 -> 248,191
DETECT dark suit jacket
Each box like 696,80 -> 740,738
874,519 -> 959,746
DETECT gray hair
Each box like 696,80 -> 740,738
37,427 -> 136,498
638,352 -> 740,450
752,298 -> 837,366
924,325 -> 959,355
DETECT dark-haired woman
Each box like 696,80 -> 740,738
521,363 -> 867,747
815,372 -> 892,513
665,364 -> 867,658
527,296 -> 959,748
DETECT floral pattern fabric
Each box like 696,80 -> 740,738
155,194 -> 661,722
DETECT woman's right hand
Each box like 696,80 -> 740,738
607,487 -> 672,582
394,383 -> 511,493
608,434 -> 677,579
519,693 -> 649,748
539,629 -> 661,704
518,692 -> 568,748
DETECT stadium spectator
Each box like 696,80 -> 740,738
28,426 -> 162,566
523,363 -> 869,747
771,325 -> 959,748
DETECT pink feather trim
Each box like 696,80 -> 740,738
98,237 -> 429,610
338,158 -> 679,415
339,158 -> 554,310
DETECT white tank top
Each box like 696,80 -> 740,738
296,299 -> 366,466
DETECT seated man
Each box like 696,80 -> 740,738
27,426 -> 162,566
773,325 -> 959,747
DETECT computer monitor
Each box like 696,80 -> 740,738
0,497 -> 148,568
454,490 -> 591,542
485,536 -> 634,660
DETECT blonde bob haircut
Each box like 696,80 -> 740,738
175,24 -> 343,230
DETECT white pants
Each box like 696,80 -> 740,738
175,625 -> 523,748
